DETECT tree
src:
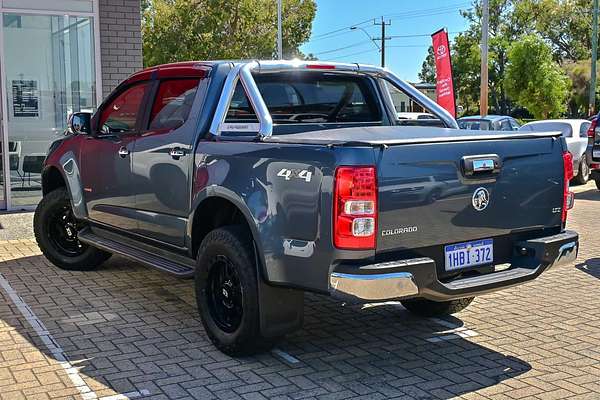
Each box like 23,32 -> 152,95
511,0 -> 592,62
418,0 -> 517,115
142,0 -> 317,67
418,46 -> 436,84
505,35 -> 570,119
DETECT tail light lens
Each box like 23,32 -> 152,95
333,166 -> 377,249
562,151 -> 574,223
587,118 -> 597,138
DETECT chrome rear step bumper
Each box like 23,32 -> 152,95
329,230 -> 578,302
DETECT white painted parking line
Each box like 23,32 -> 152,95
272,348 -> 301,364
0,273 -> 150,400
426,317 -> 479,342
99,389 -> 151,400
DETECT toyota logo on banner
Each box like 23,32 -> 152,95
436,44 -> 447,57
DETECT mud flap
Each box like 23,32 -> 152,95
253,242 -> 304,339
257,279 -> 304,339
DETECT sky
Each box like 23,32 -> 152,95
300,0 -> 471,82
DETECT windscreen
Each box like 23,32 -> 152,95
520,122 -> 572,137
225,72 -> 381,125
458,119 -> 492,130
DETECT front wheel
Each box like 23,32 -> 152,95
195,226 -> 275,356
574,160 -> 590,185
34,188 -> 110,270
401,297 -> 474,317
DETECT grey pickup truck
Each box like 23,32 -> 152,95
35,60 -> 579,356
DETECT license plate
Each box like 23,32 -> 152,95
444,239 -> 493,271
593,149 -> 600,159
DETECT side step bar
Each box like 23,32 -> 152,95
78,229 -> 195,277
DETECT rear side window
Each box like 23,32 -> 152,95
225,73 -> 381,125
580,122 -> 591,137
148,79 -> 199,131
99,82 -> 150,134
524,122 -> 572,137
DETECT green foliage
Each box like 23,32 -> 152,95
512,0 -> 592,61
418,46 -> 436,84
504,35 -> 570,119
418,0 -> 597,117
142,0 -> 317,67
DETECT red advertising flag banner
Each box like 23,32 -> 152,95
431,29 -> 456,117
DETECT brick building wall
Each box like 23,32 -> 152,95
98,0 -> 143,97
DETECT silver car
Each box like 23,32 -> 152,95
520,119 -> 591,184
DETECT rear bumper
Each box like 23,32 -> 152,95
329,230 -> 578,302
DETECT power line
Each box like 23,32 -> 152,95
329,48 -> 379,61
312,40 -> 372,56
307,2 -> 470,43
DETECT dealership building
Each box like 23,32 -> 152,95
0,0 -> 142,210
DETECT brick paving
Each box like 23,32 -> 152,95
0,182 -> 599,399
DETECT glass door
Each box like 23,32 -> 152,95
0,74 -> 6,209
2,13 -> 96,207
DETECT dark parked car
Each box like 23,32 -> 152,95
458,115 -> 520,131
34,61 -> 578,356
588,112 -> 600,189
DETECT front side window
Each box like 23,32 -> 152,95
148,79 -> 200,131
499,119 -> 512,131
99,82 -> 150,134
225,73 -> 381,125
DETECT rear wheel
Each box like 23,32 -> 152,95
574,160 -> 590,185
195,226 -> 275,356
401,297 -> 474,317
595,177 -> 600,191
34,188 -> 110,270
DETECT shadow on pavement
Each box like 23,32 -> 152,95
576,258 -> 600,279
0,254 -> 531,399
574,187 -> 600,201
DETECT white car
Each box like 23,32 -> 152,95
397,112 -> 438,120
520,119 -> 591,184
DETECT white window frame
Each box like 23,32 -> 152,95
0,0 -> 102,210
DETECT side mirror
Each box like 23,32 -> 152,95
68,112 -> 92,135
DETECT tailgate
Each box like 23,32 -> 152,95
376,136 -> 564,252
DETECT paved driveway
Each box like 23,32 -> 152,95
0,182 -> 599,399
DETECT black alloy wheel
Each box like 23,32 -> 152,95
206,255 -> 244,333
46,203 -> 87,257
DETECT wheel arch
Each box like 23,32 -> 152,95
189,188 -> 268,280
41,165 -> 67,195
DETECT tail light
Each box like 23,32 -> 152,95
333,166 -> 377,249
587,117 -> 597,138
562,151 -> 574,223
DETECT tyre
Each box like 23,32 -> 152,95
574,160 -> 590,185
595,177 -> 600,191
34,187 -> 111,271
401,297 -> 474,317
195,225 -> 274,356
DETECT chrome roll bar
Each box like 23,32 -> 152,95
209,60 -> 458,138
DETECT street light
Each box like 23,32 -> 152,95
350,26 -> 381,51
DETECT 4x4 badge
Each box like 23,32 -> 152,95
472,187 -> 490,211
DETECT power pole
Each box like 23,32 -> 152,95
480,0 -> 489,117
590,0 -> 599,115
374,17 -> 391,67
277,0 -> 283,60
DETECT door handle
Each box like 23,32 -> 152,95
169,148 -> 185,159
118,147 -> 129,158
